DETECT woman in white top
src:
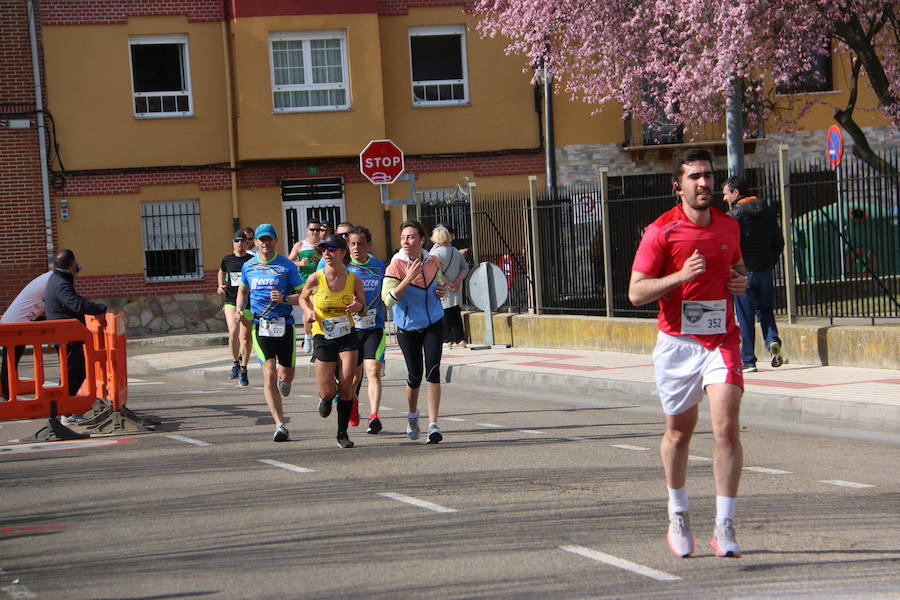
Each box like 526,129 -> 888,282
429,225 -> 469,348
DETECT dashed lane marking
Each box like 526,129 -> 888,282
128,381 -> 164,386
560,545 -> 681,582
475,423 -> 504,429
443,417 -> 467,422
688,455 -> 713,462
820,479 -> 874,488
611,444 -> 650,451
744,466 -> 792,475
518,429 -> 547,435
378,492 -> 457,514
258,459 -> 314,473
564,436 -> 586,441
166,434 -> 210,447
1,580 -> 36,599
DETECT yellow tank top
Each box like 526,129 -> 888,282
311,268 -> 356,336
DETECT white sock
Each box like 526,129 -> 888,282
408,411 -> 419,419
716,496 -> 736,525
667,486 -> 689,515
429,422 -> 438,429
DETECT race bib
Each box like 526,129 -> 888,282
229,272 -> 242,286
322,315 -> 351,340
258,316 -> 286,337
355,312 -> 376,330
680,300 -> 726,335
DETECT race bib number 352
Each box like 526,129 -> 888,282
680,300 -> 726,335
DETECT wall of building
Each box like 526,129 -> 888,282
0,1 -> 54,313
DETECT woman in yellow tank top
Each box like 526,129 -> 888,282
299,235 -> 366,448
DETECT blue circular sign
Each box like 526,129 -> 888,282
827,125 -> 843,167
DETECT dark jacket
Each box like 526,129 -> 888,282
44,268 -> 107,324
727,196 -> 785,272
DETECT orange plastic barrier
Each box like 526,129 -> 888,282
0,312 -> 127,421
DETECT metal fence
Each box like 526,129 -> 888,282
418,147 -> 899,321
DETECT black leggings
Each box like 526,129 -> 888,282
397,319 -> 444,388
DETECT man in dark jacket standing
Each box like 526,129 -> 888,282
44,249 -> 107,398
724,178 -> 785,372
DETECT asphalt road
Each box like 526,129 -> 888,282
1,369 -> 898,599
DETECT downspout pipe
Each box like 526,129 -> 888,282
26,0 -> 54,264
222,5 -> 239,232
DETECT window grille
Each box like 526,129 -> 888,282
141,200 -> 203,281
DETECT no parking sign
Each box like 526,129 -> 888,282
827,125 -> 843,167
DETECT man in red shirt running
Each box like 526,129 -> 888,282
629,148 -> 749,559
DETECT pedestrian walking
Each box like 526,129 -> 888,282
346,226 -> 387,434
234,224 -> 304,442
44,250 -> 107,419
1,270 -> 52,399
217,230 -> 254,386
628,148 -> 749,558
723,177 -> 785,372
430,224 -> 469,348
382,220 -> 447,444
299,234 -> 365,448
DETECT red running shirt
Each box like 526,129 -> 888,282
632,204 -> 742,350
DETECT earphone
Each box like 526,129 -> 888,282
672,181 -> 681,192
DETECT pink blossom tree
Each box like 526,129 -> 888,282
473,0 -> 898,172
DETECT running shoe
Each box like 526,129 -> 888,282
318,396 -> 333,418
426,423 -> 443,444
406,412 -> 420,440
742,363 -> 758,373
273,424 -> 290,442
336,431 -> 354,448
349,397 -> 360,427
667,511 -> 694,558
711,518 -> 742,557
366,415 -> 382,434
239,367 -> 249,387
228,361 -> 241,380
769,342 -> 784,368
277,378 -> 291,397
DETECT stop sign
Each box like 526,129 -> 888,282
359,139 -> 405,184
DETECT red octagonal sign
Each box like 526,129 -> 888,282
360,139 -> 405,184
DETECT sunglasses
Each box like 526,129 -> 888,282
321,246 -> 341,252
233,237 -> 247,243
308,227 -> 325,232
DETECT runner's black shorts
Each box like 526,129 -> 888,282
356,327 -> 386,365
313,331 -> 359,363
252,322 -> 296,367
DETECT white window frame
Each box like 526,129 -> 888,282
128,34 -> 193,119
140,200 -> 204,282
409,24 -> 469,107
269,30 -> 351,113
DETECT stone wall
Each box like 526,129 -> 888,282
556,125 -> 897,186
98,293 -> 226,337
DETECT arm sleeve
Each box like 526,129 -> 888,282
456,249 -> 469,278
382,278 -> 400,306
59,283 -> 106,316
631,224 -> 665,276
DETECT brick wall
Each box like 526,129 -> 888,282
377,0 -> 473,16
0,1 -> 53,313
78,269 -> 218,299
40,0 -> 224,25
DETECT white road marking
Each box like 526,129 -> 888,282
443,417 -> 466,422
476,423 -> 504,429
560,545 -> 681,582
744,466 -> 792,475
564,436 -> 586,441
258,459 -> 314,473
519,429 -> 547,435
611,444 -> 649,451
166,434 -> 210,447
820,479 -> 874,488
688,455 -> 713,462
380,407 -> 395,411
378,492 -> 457,514
128,381 -> 164,386
0,438 -> 133,455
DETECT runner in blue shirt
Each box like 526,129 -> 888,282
346,226 -> 388,434
235,223 -> 304,442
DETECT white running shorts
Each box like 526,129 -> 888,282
652,331 -> 743,416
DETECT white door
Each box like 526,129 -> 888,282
281,177 -> 346,255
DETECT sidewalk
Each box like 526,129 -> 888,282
127,334 -> 900,438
